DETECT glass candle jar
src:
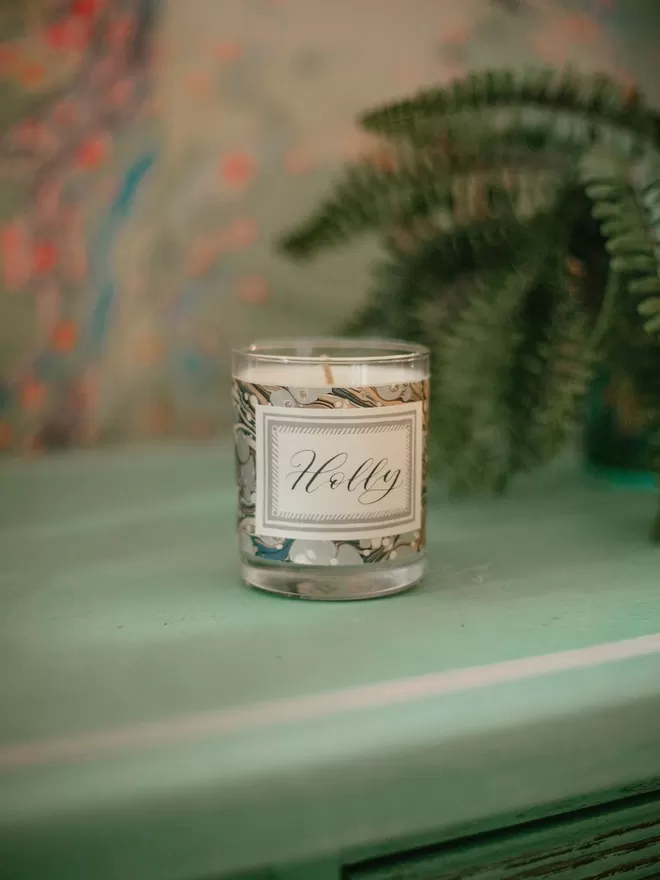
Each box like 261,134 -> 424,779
232,339 -> 430,600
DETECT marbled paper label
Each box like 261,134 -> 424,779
234,381 -> 428,566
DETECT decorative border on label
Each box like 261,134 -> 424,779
257,405 -> 420,537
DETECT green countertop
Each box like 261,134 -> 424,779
1,444 -> 660,879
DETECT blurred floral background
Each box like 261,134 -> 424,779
0,0 -> 657,453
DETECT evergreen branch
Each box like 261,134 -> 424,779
344,207 -> 560,340
361,67 -> 655,148
430,257 -> 542,492
526,291 -> 593,464
590,269 -> 621,354
583,147 -> 660,534
505,259 -> 594,477
582,148 -> 660,337
280,155 -> 452,259
280,67 -> 660,539
280,148 -> 561,260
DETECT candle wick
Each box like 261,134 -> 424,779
321,356 -> 334,385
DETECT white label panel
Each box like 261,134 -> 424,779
255,402 -> 423,540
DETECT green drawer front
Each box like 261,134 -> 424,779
346,795 -> 660,880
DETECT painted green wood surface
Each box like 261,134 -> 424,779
0,445 -> 659,879
348,795 -> 660,879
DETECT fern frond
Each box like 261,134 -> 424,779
582,148 -> 660,336
345,207 -> 560,340
280,66 -> 660,536
582,149 -> 660,533
361,67 -> 655,150
505,260 -> 594,476
280,147 -> 562,259
429,256 -> 543,492
280,155 -> 449,259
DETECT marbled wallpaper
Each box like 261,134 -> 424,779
0,0 -> 657,452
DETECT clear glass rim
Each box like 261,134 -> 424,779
233,337 -> 429,366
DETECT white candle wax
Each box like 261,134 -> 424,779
236,361 -> 427,387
